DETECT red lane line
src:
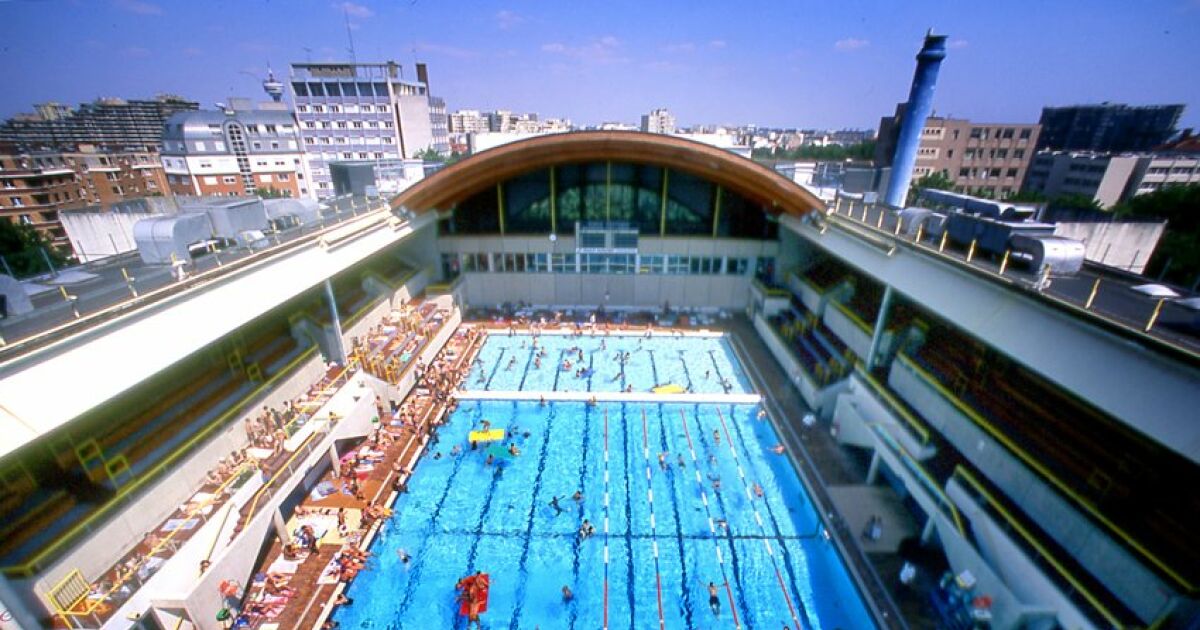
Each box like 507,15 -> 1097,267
603,577 -> 609,630
679,408 -> 695,452
715,406 -> 736,453
642,407 -> 649,451
655,571 -> 665,629
724,581 -> 741,629
774,565 -> 801,630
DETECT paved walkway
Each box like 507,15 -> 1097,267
827,485 -> 918,555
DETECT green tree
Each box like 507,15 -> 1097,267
752,141 -> 876,165
1007,189 -> 1047,203
1047,193 -> 1103,213
907,171 -> 955,205
254,187 -> 291,199
0,220 -> 69,277
1112,183 -> 1200,285
415,147 -> 445,163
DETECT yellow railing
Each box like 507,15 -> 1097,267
237,357 -> 363,531
830,299 -> 873,335
868,424 -> 963,536
896,352 -> 1196,593
3,346 -> 318,578
853,363 -> 930,445
48,461 -> 257,623
751,278 -> 790,298
239,432 -> 323,535
952,466 -> 1125,629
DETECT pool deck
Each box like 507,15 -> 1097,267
453,389 -> 762,404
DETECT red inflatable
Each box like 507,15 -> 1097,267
455,572 -> 491,617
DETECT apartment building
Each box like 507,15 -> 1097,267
876,106 -> 1041,199
0,144 -> 169,247
640,108 -> 677,134
290,61 -> 446,197
160,102 -> 312,198
1024,151 -> 1200,208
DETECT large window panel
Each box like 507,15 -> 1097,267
664,169 -> 713,235
554,164 -> 584,232
452,189 -> 500,234
503,169 -> 552,234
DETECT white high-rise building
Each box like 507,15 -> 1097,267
449,109 -> 489,135
640,108 -> 676,134
289,61 -> 446,198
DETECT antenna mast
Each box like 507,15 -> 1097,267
344,8 -> 357,64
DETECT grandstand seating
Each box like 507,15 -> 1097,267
909,321 -> 1200,586
0,305 -> 310,568
770,300 -> 852,386
800,259 -> 848,290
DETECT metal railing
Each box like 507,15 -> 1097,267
951,466 -> 1129,628
818,200 -> 1200,363
0,199 -> 398,359
46,462 -> 258,627
2,347 -> 318,578
894,351 -> 1196,594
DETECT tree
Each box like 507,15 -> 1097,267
415,147 -> 444,163
254,187 -> 291,199
913,171 -> 954,191
752,141 -> 876,164
1112,183 -> 1200,285
1007,190 -> 1047,203
0,220 -> 69,277
907,171 -> 955,205
1047,193 -> 1102,213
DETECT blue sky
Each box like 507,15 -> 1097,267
1,0 -> 1198,130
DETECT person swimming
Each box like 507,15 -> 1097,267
707,581 -> 721,615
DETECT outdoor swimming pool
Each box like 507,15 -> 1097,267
332,399 -> 874,629
462,333 -> 753,395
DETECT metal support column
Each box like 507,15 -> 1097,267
920,517 -> 936,543
866,285 -> 895,369
324,279 -> 348,364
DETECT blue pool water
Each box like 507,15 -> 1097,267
332,400 -> 875,629
462,333 -> 753,395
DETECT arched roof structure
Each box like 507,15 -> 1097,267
389,131 -> 826,217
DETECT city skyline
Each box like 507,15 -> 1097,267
1,0 -> 1198,131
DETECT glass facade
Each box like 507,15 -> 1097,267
446,251 -> 758,277
441,161 -> 779,240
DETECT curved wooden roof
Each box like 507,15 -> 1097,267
389,130 -> 826,216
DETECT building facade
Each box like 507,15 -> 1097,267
1024,151 -> 1200,208
0,144 -> 169,248
0,95 -> 198,152
1037,103 -> 1184,153
449,109 -> 489,135
160,104 -> 312,198
640,108 -> 676,134
289,61 -> 445,197
875,107 -> 1041,199
0,95 -> 195,247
